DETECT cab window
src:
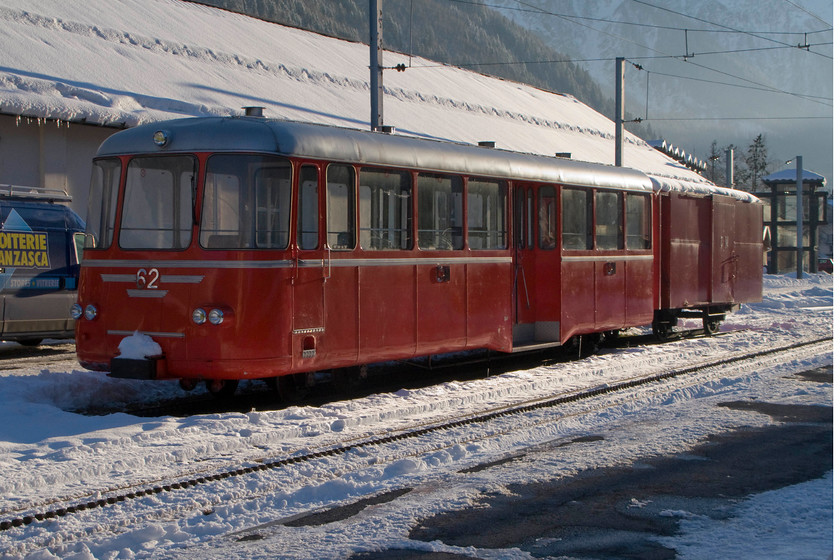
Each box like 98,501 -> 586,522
85,158 -> 121,249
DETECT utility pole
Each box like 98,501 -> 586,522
725,148 -> 734,189
795,155 -> 804,279
369,0 -> 383,132
615,57 -> 624,167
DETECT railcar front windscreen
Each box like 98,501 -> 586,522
120,156 -> 196,250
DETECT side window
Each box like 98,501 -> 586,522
467,179 -> 507,250
626,193 -> 651,250
595,191 -> 623,250
255,165 -> 292,249
200,155 -> 291,249
326,164 -> 355,250
418,174 -> 463,250
562,188 -> 592,250
297,165 -> 319,250
538,186 -> 557,250
359,168 -> 412,250
85,158 -> 121,250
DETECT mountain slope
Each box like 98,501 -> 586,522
189,0 -> 616,119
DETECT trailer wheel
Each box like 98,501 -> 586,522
703,318 -> 721,335
652,322 -> 673,341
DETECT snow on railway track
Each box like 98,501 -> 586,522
0,273 -> 832,559
0,335 -> 831,558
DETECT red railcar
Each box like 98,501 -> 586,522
72,116 -> 763,395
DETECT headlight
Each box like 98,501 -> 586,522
192,308 -> 207,325
208,308 -> 224,325
70,303 -> 83,320
84,304 -> 98,321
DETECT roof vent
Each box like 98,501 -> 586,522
478,141 -> 496,148
381,125 -> 394,134
243,106 -> 265,117
556,152 -> 572,159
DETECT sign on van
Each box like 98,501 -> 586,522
0,230 -> 51,268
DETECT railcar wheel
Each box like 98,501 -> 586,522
179,378 -> 198,392
331,366 -> 368,393
268,374 -> 300,402
205,379 -> 239,399
267,372 -> 315,402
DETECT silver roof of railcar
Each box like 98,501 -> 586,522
96,116 -> 653,192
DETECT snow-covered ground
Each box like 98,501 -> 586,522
0,273 -> 832,559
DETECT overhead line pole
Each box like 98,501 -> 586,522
796,156 -> 804,279
615,57 -> 625,167
370,0 -> 383,132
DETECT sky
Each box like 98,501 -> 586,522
492,0 -> 834,191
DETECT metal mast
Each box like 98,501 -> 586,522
370,0 -> 383,131
615,57 -> 625,167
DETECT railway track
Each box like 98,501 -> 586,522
0,334 -> 830,547
0,343 -> 76,370
77,327 -> 739,418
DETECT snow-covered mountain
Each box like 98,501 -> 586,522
493,0 -> 833,189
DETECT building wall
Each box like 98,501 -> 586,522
0,115 -> 117,218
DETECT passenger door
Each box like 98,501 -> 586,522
513,183 -> 563,345
513,185 -> 536,340
291,165 -> 326,362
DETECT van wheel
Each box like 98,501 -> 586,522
18,339 -> 43,347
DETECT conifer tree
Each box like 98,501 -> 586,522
746,134 -> 769,192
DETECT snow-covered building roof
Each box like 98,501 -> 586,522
1,0 -> 715,190
762,168 -> 826,187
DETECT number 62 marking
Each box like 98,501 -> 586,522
136,268 -> 160,289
